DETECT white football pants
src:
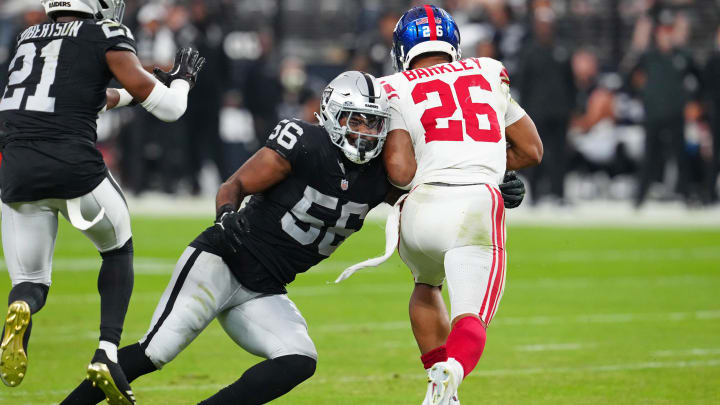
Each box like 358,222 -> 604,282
139,247 -> 317,369
399,183 -> 507,324
1,176 -> 132,287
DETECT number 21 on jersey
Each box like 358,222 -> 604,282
0,39 -> 63,113
412,73 -> 501,144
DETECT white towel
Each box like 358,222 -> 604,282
66,198 -> 105,231
335,194 -> 407,283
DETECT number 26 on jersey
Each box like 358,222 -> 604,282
412,74 -> 501,144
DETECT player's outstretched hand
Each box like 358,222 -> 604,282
214,210 -> 248,253
153,47 -> 206,89
500,171 -> 525,209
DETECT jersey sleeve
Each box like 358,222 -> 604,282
264,119 -> 307,166
387,98 -> 409,133
379,77 -> 408,133
500,64 -> 526,126
88,20 -> 137,55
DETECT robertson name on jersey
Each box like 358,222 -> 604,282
380,57 -> 526,188
0,19 -> 136,203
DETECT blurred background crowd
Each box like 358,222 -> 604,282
1,0 -> 719,208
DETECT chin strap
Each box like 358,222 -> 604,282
335,193 -> 408,283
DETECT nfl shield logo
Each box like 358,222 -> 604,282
340,179 -> 349,191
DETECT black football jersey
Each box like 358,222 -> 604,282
193,119 -> 389,292
0,19 -> 136,203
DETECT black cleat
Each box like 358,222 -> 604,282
0,301 -> 31,387
86,349 -> 136,405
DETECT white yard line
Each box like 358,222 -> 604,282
652,348 -> 720,357
2,358 -> 718,401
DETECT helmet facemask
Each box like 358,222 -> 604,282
98,0 -> 126,22
335,110 -> 388,164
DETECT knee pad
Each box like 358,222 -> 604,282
100,238 -> 133,258
9,282 -> 49,313
274,355 -> 317,382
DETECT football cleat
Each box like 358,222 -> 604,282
0,301 -> 31,387
86,349 -> 136,405
422,358 -> 464,405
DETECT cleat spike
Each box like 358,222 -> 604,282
0,301 -> 31,388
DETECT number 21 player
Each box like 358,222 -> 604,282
0,0 -> 203,403
381,5 -> 543,404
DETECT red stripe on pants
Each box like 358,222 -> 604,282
478,184 -> 498,322
486,187 -> 506,324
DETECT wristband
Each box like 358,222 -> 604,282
116,88 -> 135,108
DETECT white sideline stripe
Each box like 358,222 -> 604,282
652,348 -> 720,357
2,358 -> 719,400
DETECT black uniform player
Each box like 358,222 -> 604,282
199,117 -> 389,294
61,71 -> 394,405
0,1 -> 203,403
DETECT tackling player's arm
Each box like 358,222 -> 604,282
216,147 -> 292,218
383,128 -> 416,189
505,114 -> 543,170
214,147 -> 291,251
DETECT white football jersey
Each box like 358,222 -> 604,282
381,57 -> 526,188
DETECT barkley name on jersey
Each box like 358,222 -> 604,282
191,118 -> 389,293
380,57 -> 526,188
0,19 -> 136,203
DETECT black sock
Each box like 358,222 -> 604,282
97,238 -> 134,345
60,343 -> 157,405
198,355 -> 316,405
8,282 -> 49,313
4,282 -> 49,353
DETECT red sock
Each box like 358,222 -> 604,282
420,345 -> 448,370
445,317 -> 487,378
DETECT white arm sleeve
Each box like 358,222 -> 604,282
505,96 -> 526,127
140,79 -> 190,122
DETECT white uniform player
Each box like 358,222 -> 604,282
376,5 -> 543,405
381,56 -> 526,322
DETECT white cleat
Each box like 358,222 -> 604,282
421,358 -> 464,405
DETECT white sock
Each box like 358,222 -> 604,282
99,340 -> 118,363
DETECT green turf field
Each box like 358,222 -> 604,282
1,216 -> 718,404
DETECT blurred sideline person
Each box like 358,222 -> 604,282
381,5 -> 542,404
0,0 -> 203,403
631,13 -> 700,207
517,6 -> 575,204
61,71 -> 397,405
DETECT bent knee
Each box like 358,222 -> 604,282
275,354 -> 317,382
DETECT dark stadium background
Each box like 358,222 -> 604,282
2,0 -> 719,210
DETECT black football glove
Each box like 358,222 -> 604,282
153,47 -> 206,89
214,208 -> 248,253
499,171 -> 525,209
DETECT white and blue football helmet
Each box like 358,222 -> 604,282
391,4 -> 461,72
41,0 -> 126,22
